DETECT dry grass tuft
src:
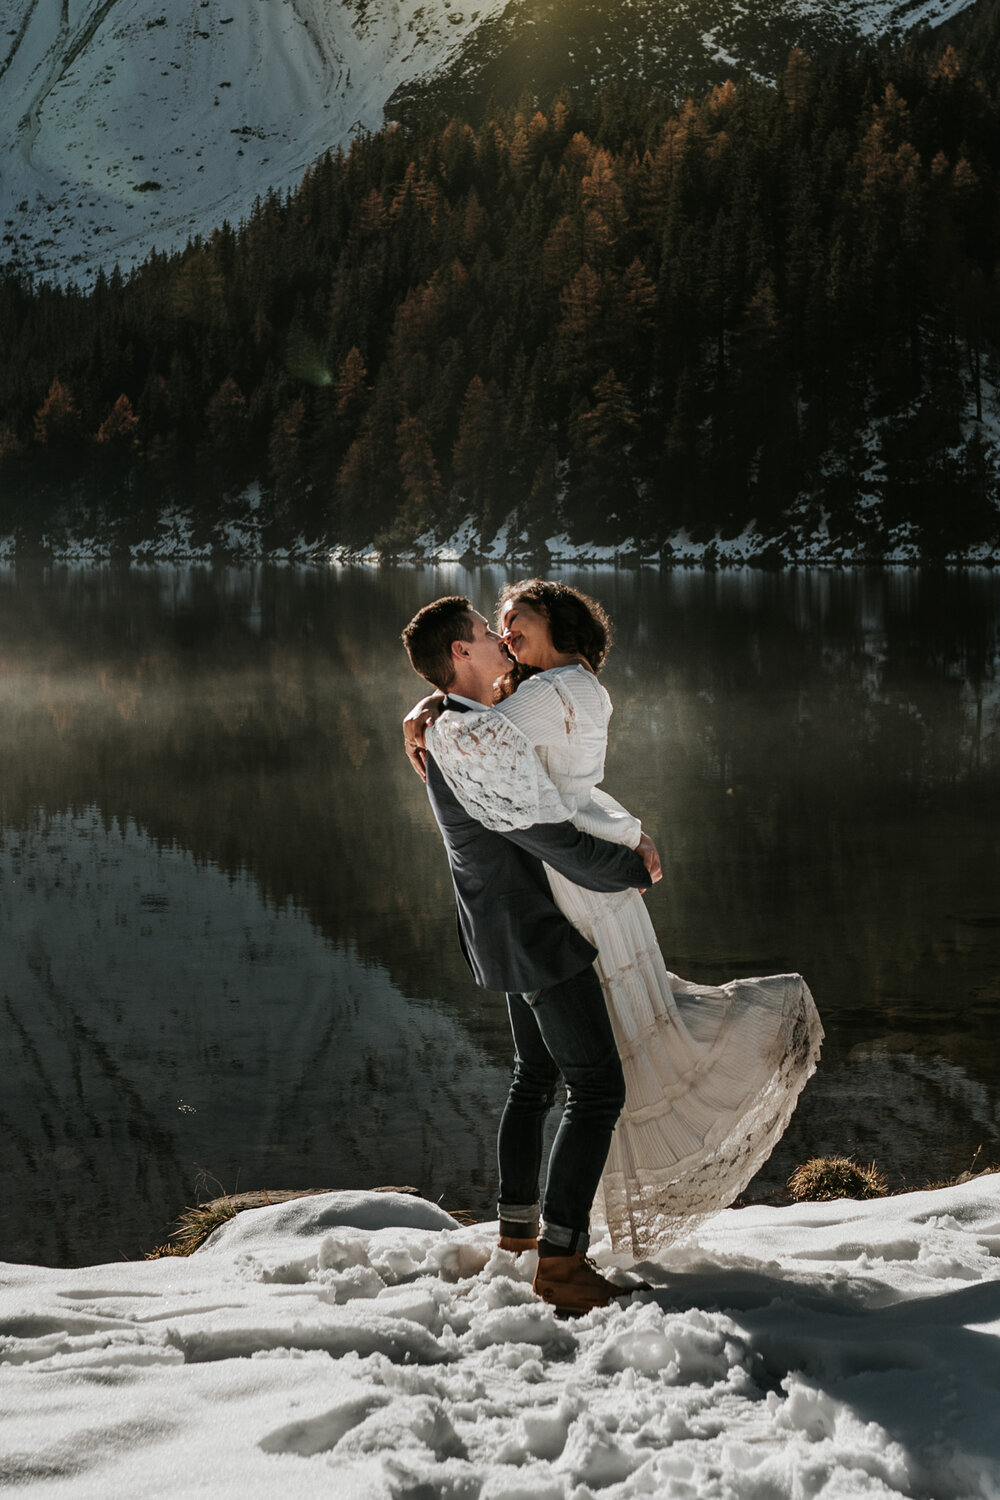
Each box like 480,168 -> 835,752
787,1155 -> 889,1203
444,1206 -> 483,1226
918,1148 -> 1000,1193
143,1198 -> 238,1259
141,1183 -> 428,1259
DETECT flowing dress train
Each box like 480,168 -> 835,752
428,665 -> 823,1258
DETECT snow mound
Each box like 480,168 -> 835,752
2,1182 -> 1000,1495
201,1188 -> 459,1249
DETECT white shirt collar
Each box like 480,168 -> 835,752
446,692 -> 491,711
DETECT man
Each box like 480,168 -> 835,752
401,595 -> 659,1314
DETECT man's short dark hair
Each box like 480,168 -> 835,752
402,595 -> 475,689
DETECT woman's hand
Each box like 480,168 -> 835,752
402,693 -> 446,781
636,831 -> 662,886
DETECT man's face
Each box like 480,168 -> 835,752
463,610 -> 511,681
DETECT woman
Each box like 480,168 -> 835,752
408,579 -> 823,1258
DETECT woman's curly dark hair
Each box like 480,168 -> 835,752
493,579 -> 612,699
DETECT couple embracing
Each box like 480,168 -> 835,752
402,580 -> 822,1317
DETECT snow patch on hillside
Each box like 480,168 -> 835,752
826,0 -> 975,33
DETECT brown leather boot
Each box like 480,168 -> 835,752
498,1235 -> 538,1254
532,1252 -> 630,1315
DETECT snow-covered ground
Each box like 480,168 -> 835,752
3,1180 -> 999,1497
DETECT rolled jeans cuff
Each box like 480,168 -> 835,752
497,1201 -> 540,1232
540,1218 -> 589,1253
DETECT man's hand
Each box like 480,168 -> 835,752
636,831 -> 662,887
402,693 -> 446,781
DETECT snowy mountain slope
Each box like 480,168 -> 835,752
0,0 -> 508,285
0,0 -> 978,286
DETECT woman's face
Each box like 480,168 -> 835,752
499,597 -> 552,667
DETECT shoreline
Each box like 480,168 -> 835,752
141,1164 -> 1000,1262
3,540 -> 999,570
4,504 -> 1000,571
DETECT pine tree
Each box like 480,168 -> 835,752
555,263 -> 606,388
328,346 -> 365,424
206,377 -> 248,452
33,378 -> 81,448
268,397 -> 306,528
395,412 -> 444,542
452,376 -> 506,537
567,369 -> 640,539
95,394 -> 141,454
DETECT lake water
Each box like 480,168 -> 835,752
1,562 -> 998,1267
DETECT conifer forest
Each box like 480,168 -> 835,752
2,9 -> 1000,560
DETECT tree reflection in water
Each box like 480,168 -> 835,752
0,563 -> 997,1265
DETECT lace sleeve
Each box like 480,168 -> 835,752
426,710 -> 575,831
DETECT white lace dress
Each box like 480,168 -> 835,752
427,665 -> 823,1258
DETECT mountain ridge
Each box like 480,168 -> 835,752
0,0 -> 980,286
387,0 -> 977,129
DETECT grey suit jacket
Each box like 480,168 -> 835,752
424,699 -> 649,993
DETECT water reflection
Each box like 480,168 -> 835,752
1,808 -> 505,1266
0,563 -> 998,1266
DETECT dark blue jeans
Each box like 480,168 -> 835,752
497,964 -> 625,1250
